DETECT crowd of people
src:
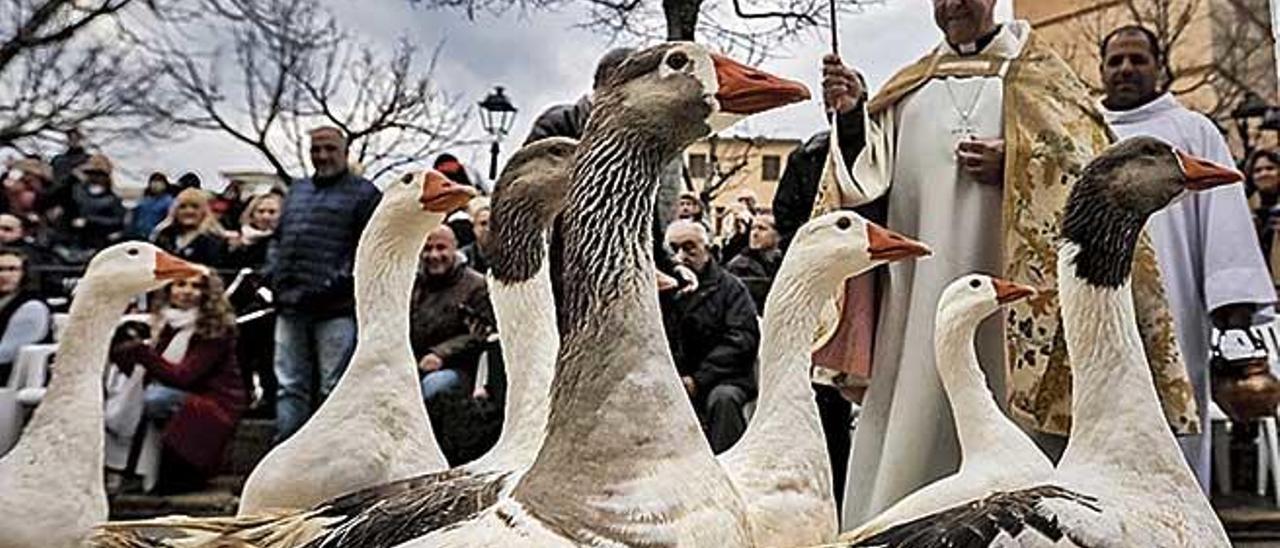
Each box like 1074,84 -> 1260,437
2,4 -> 1280,525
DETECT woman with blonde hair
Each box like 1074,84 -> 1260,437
151,188 -> 226,268
111,271 -> 245,493
228,191 -> 283,270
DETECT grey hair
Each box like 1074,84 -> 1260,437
665,218 -> 710,246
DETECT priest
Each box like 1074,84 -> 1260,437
805,0 -> 1194,528
1098,24 -> 1275,492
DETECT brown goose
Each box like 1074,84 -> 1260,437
404,42 -> 808,548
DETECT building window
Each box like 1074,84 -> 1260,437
688,153 -> 709,179
761,155 -> 781,181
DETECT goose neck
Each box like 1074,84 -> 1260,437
1057,243 -> 1187,472
933,303 -> 1019,459
755,268 -> 830,420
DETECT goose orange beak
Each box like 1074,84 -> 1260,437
712,54 -> 810,115
866,222 -> 932,262
1177,149 -> 1243,190
992,277 -> 1037,304
154,251 -> 203,281
421,170 -> 477,212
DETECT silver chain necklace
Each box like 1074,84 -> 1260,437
942,76 -> 989,138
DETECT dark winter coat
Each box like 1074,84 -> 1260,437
726,248 -> 782,315
266,170 -> 380,316
152,227 -> 226,269
409,262 -> 493,380
523,95 -> 592,146
662,261 -> 760,397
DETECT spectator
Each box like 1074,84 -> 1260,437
3,158 -> 52,227
228,192 -> 283,271
212,179 -> 248,231
411,225 -> 492,404
460,197 -> 490,275
524,47 -> 634,145
1248,148 -> 1280,285
110,272 -> 245,494
717,201 -> 753,262
173,172 -> 201,195
736,189 -> 759,215
49,128 -> 89,186
266,126 -> 380,442
130,172 -> 175,240
0,214 -> 55,296
0,248 -> 51,384
151,188 -> 226,268
726,213 -> 783,314
675,190 -> 705,223
44,154 -> 126,257
661,219 -> 760,453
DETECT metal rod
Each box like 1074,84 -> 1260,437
829,0 -> 839,55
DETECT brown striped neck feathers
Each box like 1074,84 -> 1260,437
484,137 -> 576,284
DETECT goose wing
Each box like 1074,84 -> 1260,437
90,470 -> 509,548
842,485 -> 1110,548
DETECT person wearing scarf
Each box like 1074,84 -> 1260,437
111,272 -> 245,494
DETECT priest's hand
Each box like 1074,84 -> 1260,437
957,137 -> 1005,186
822,54 -> 863,115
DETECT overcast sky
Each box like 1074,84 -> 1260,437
109,0 -> 1013,189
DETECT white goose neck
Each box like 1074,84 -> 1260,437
934,301 -> 1039,466
1057,242 -> 1187,473
468,258 -> 557,473
2,278 -> 128,489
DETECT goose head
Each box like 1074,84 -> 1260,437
80,241 -> 205,295
589,42 -> 810,154
386,168 -> 477,222
485,136 -> 576,284
786,211 -> 932,288
1063,136 -> 1242,287
939,273 -> 1037,326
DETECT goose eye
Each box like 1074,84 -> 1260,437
969,279 -> 981,289
401,173 -> 414,186
127,248 -> 139,257
666,51 -> 689,71
835,217 -> 852,230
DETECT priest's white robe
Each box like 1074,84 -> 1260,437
1101,93 -> 1276,491
841,22 -> 1026,528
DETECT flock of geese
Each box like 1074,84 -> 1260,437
0,42 -> 1249,547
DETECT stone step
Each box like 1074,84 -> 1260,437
222,417 -> 274,477
109,483 -> 239,520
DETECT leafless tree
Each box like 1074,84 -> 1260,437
0,0 -> 173,153
697,133 -> 761,206
146,0 -> 468,183
409,0 -> 882,62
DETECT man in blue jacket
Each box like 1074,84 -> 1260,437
266,126 -> 381,442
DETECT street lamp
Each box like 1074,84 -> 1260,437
1232,91 -> 1270,155
478,86 -> 518,180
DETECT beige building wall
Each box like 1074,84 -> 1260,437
684,136 -> 801,211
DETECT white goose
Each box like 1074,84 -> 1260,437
404,42 -> 809,548
829,137 -> 1240,547
0,243 -> 202,548
717,210 -> 931,547
91,138 -> 577,548
237,169 -> 473,513
838,273 -> 1042,544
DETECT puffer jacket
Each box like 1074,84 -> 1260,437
266,170 -> 380,316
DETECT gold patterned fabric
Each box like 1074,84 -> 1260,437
811,32 -> 1197,436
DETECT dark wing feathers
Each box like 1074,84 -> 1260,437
304,469 -> 507,548
852,485 -> 1103,548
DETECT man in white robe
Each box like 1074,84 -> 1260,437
1098,25 -> 1276,491
833,0 -> 1017,525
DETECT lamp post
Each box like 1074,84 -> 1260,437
478,86 -> 518,180
1233,92 -> 1270,156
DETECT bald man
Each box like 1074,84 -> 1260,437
661,220 -> 760,453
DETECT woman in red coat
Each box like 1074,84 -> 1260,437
113,271 -> 245,493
